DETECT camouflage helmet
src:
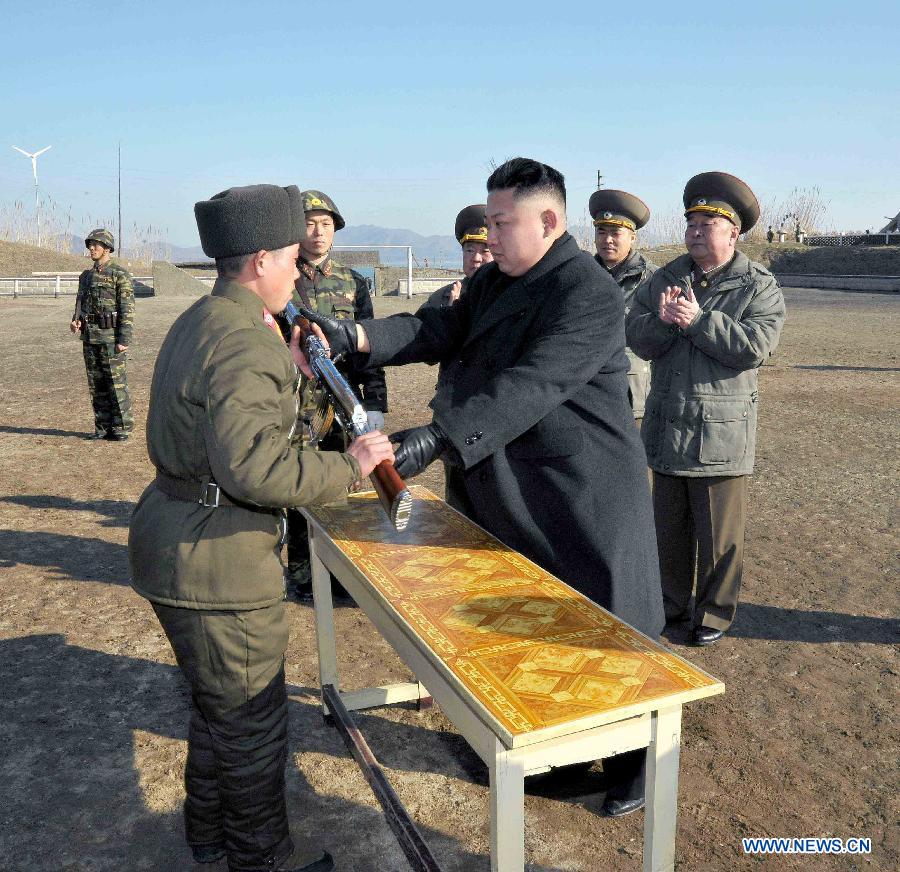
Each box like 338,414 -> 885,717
300,190 -> 345,231
85,228 -> 115,252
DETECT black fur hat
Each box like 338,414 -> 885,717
194,184 -> 304,258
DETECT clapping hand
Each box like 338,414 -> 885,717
659,285 -> 700,329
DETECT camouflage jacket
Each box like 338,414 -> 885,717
596,250 -> 657,417
278,255 -> 387,420
74,260 -> 135,346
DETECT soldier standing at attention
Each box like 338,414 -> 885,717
69,228 -> 134,440
277,189 -> 388,597
589,190 -> 656,427
129,183 -> 393,872
420,204 -> 493,311
626,172 -> 786,646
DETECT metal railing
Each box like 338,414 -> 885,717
0,275 -> 154,297
806,232 -> 900,247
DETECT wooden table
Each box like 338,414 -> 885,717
303,486 -> 724,872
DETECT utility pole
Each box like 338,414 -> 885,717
118,142 -> 123,257
596,170 -> 604,190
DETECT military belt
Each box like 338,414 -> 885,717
155,472 -> 239,508
84,312 -> 118,328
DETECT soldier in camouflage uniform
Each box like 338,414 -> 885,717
589,191 -> 656,426
70,228 -> 134,440
276,190 -> 387,595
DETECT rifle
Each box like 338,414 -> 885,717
283,301 -> 412,531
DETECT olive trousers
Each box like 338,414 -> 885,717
652,472 -> 748,632
152,603 -> 296,872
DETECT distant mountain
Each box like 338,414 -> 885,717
336,225 -> 460,267
52,225 -> 463,268
51,233 -> 207,263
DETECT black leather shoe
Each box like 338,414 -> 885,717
191,841 -> 226,863
107,432 -> 129,441
86,430 -> 107,440
275,849 -> 334,871
602,795 -> 645,817
692,626 -> 725,646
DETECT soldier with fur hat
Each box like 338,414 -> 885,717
589,190 -> 656,423
129,183 -> 393,872
70,228 -> 134,440
277,189 -> 388,599
626,172 -> 786,646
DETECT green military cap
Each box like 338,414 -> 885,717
194,184 -> 304,258
588,190 -> 650,231
85,228 -> 115,252
683,171 -> 760,232
301,190 -> 345,231
454,204 -> 488,244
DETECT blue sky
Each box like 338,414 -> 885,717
1,0 -> 897,246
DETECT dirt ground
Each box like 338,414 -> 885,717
0,288 -> 897,872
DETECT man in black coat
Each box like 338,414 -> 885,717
302,158 -> 664,816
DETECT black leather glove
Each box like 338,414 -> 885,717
389,424 -> 448,478
296,306 -> 358,362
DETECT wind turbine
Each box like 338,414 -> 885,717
12,145 -> 52,246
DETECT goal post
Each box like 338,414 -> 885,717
331,244 -> 413,299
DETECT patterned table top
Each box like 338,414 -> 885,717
305,486 -> 724,747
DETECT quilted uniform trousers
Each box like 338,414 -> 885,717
652,472 -> 748,631
152,603 -> 295,872
82,341 -> 133,435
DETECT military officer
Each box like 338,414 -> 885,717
589,190 -> 656,426
129,183 -> 393,872
414,205 -> 493,509
420,204 -> 493,310
626,172 -> 786,646
277,189 -> 388,597
69,228 -> 134,440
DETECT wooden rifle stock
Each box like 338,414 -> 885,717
369,459 -> 412,531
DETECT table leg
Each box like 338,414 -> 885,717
489,738 -> 525,872
643,705 -> 682,872
309,529 -> 339,714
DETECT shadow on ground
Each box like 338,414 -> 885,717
0,635 -> 567,872
0,493 -> 134,527
662,602 -> 898,646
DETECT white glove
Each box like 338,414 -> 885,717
365,411 -> 385,432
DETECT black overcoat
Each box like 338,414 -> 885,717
363,234 -> 664,637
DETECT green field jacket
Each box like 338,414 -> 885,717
129,279 -> 359,610
597,251 -> 657,418
625,252 -> 785,476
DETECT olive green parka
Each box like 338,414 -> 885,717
625,251 -> 785,476
129,279 -> 359,610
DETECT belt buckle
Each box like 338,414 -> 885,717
200,482 -> 220,508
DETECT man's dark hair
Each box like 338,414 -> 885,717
486,157 -> 566,207
215,252 -> 255,278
